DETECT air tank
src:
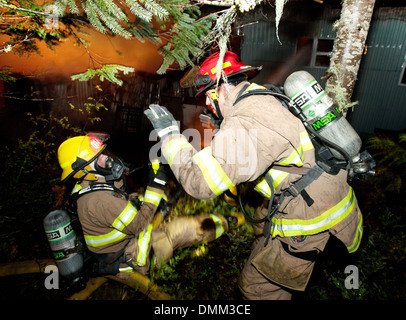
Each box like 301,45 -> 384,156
44,210 -> 83,281
283,71 -> 362,161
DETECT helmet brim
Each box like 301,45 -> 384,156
60,144 -> 106,182
195,65 -> 262,97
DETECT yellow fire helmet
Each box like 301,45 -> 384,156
57,135 -> 106,182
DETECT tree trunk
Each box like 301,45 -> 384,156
326,0 -> 376,113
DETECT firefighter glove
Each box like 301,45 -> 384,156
144,104 -> 180,139
199,113 -> 221,130
148,165 -> 167,190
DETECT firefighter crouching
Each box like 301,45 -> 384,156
144,51 -> 363,299
54,134 -> 231,279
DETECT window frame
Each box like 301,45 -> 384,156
296,37 -> 335,68
399,62 -> 406,86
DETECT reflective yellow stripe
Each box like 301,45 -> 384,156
164,136 -> 191,167
300,130 -> 313,152
347,211 -> 363,253
119,266 -> 133,273
276,130 -> 314,167
193,147 -> 235,196
143,189 -> 163,207
210,61 -> 232,74
111,202 -> 137,231
84,202 -> 138,248
270,187 -> 356,237
277,148 -> 304,167
246,83 -> 266,91
253,130 -> 313,198
135,224 -> 153,266
71,183 -> 82,194
254,169 -> 289,199
254,178 -> 273,198
85,229 -> 127,247
210,214 -> 225,239
269,169 -> 289,189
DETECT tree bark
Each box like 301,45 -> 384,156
326,0 -> 376,112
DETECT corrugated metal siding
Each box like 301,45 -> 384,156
240,6 -> 406,139
349,18 -> 406,138
241,22 -> 296,64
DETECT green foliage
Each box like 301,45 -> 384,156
0,83 -> 111,263
367,132 -> 406,193
0,66 -> 18,82
1,0 -> 283,75
149,194 -> 255,299
156,0 -> 215,74
0,125 -> 68,262
0,0 -> 77,55
303,131 -> 406,300
71,64 -> 135,86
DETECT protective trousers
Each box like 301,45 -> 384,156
122,214 -> 228,275
238,200 -> 330,300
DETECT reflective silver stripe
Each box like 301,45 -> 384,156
111,202 -> 137,231
254,178 -> 272,198
254,169 -> 289,198
118,266 -> 133,273
135,224 -> 153,266
85,203 -> 137,247
210,214 -> 224,239
347,211 -> 363,253
143,189 -> 163,206
164,136 -> 191,166
71,183 -> 82,194
270,187 -> 355,237
193,147 -> 235,196
84,229 -> 127,247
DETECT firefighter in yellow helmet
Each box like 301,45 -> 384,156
144,51 -> 363,299
57,134 -> 232,277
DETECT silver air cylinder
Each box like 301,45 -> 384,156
44,210 -> 83,280
284,71 -> 362,161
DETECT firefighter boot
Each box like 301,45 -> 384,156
151,214 -> 229,267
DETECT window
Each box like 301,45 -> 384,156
399,63 -> 406,86
296,37 -> 335,68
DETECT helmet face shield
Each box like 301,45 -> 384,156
77,135 -> 104,163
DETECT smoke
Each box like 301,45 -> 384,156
0,27 -> 164,78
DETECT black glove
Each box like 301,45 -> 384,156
144,104 -> 180,139
148,165 -> 167,190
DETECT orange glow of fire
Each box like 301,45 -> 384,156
0,26 -> 164,78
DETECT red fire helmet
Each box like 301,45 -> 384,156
195,51 -> 262,97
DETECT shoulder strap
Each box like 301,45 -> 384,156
267,165 -> 324,207
234,86 -> 293,108
65,182 -> 125,213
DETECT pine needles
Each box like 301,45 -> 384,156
155,0 -> 214,74
71,64 -> 135,86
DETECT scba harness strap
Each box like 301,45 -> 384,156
234,84 -> 327,246
64,182 -> 133,275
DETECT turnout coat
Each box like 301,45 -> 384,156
160,81 -> 363,291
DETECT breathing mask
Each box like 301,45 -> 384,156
93,153 -> 130,181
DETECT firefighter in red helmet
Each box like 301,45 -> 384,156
144,51 -> 363,299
